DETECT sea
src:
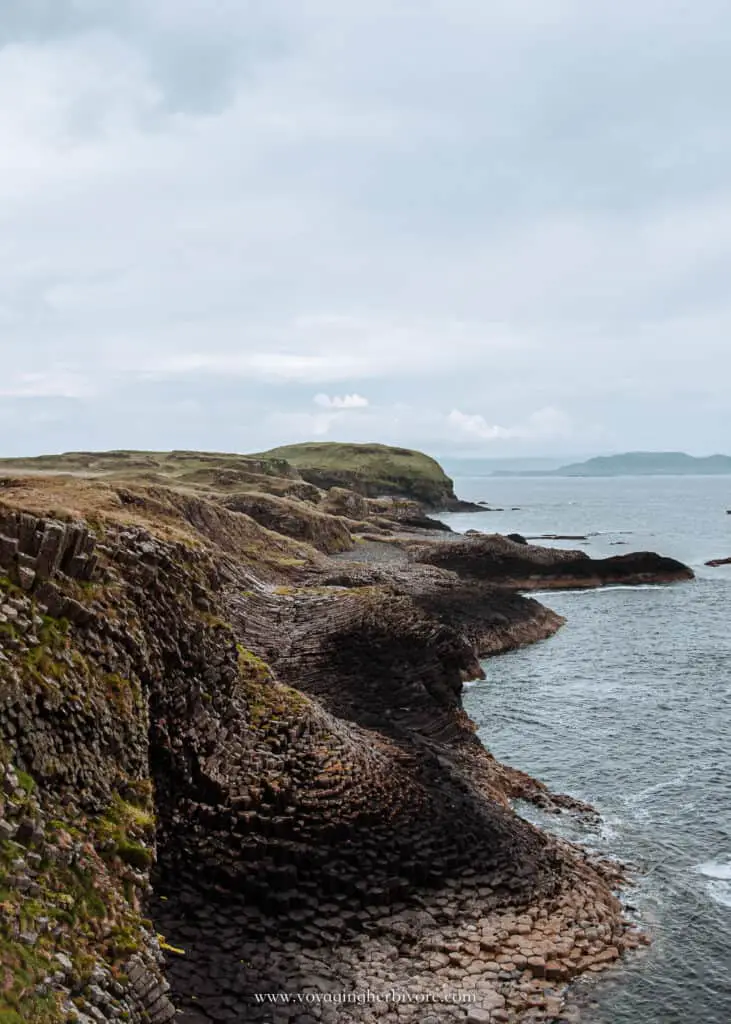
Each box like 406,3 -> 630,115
440,474 -> 731,1024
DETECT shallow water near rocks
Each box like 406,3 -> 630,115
442,475 -> 731,1024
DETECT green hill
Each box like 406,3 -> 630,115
255,441 -> 460,508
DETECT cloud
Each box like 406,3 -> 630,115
448,407 -> 572,442
313,393 -> 369,409
447,411 -> 514,441
1,2 -> 731,456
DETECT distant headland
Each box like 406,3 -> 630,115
492,451 -> 731,477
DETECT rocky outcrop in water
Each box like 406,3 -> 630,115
411,533 -> 695,589
0,476 -> 685,1023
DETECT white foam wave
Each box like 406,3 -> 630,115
707,882 -> 731,909
622,769 -> 692,806
589,584 -> 673,592
530,584 -> 666,599
692,862 -> 731,909
695,860 -> 731,881
597,817 -> 622,842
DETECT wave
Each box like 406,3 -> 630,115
691,862 -> 731,910
707,882 -> 731,909
695,860 -> 731,881
530,584 -> 666,599
621,768 -> 693,806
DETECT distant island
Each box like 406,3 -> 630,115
493,451 -> 731,477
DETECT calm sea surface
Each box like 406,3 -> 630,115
441,475 -> 731,1024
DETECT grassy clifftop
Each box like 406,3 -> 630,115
0,442 -> 463,510
255,441 -> 459,508
0,449 -> 295,485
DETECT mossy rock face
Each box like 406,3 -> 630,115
0,759 -> 167,1024
323,487 -> 370,520
221,491 -> 354,554
254,442 -> 459,509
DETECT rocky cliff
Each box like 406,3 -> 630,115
253,442 -> 476,510
0,469 -> 688,1024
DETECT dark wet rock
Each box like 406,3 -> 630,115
410,533 -> 694,589
0,488 -> 667,1023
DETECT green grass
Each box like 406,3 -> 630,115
20,618 -> 72,690
15,770 -> 36,795
254,442 -> 456,505
236,645 -> 311,725
0,443 -> 456,505
95,795 -> 156,871
257,441 -> 447,480
114,841 -> 153,870
0,449 -> 289,482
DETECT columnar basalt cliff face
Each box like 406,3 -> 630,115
0,471 -> 682,1024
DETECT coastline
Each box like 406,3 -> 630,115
0,473 -> 693,1024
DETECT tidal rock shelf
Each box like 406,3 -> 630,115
409,533 -> 694,590
0,474 -> 692,1024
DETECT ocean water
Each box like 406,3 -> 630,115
441,475 -> 731,1024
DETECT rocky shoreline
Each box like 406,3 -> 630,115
0,469 -> 693,1024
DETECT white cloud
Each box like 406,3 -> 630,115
447,411 -> 514,441
2,2 -> 731,455
313,393 -> 369,409
448,406 -> 572,442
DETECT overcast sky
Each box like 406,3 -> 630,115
2,1 -> 729,458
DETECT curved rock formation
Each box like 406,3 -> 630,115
221,491 -> 355,554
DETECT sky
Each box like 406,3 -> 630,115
2,0 -> 730,459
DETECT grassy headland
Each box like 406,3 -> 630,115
0,442 -> 463,510
253,441 -> 460,507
